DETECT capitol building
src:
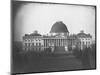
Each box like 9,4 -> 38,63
22,21 -> 93,53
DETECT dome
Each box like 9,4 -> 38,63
50,21 -> 69,33
30,33 -> 41,36
30,30 -> 41,36
77,31 -> 92,38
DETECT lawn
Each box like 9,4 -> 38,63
12,41 -> 96,74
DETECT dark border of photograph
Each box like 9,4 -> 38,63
11,0 -> 97,75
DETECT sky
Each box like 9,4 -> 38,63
14,2 -> 96,41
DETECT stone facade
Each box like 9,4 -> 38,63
22,30 -> 93,52
22,21 -> 93,52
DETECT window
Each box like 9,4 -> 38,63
88,42 -> 90,45
28,43 -> 30,46
32,40 -> 34,42
79,42 -> 81,45
36,43 -> 38,46
32,43 -> 34,46
86,42 -> 87,45
83,42 -> 84,45
25,43 -> 27,46
39,43 -> 41,46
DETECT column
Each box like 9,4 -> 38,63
47,39 -> 48,47
55,39 -> 56,46
46,39 -> 47,48
54,39 -> 56,46
57,39 -> 58,47
63,39 -> 64,46
60,39 -> 61,47
59,39 -> 60,47
44,39 -> 45,48
58,39 -> 59,47
55,39 -> 57,46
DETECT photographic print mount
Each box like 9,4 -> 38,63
11,0 -> 96,74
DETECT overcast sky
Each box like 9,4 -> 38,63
14,2 -> 95,41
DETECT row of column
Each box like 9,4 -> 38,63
23,39 -> 68,48
43,39 -> 68,47
23,43 -> 42,47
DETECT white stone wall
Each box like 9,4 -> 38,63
79,37 -> 92,50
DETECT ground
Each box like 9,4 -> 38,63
12,42 -> 96,74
